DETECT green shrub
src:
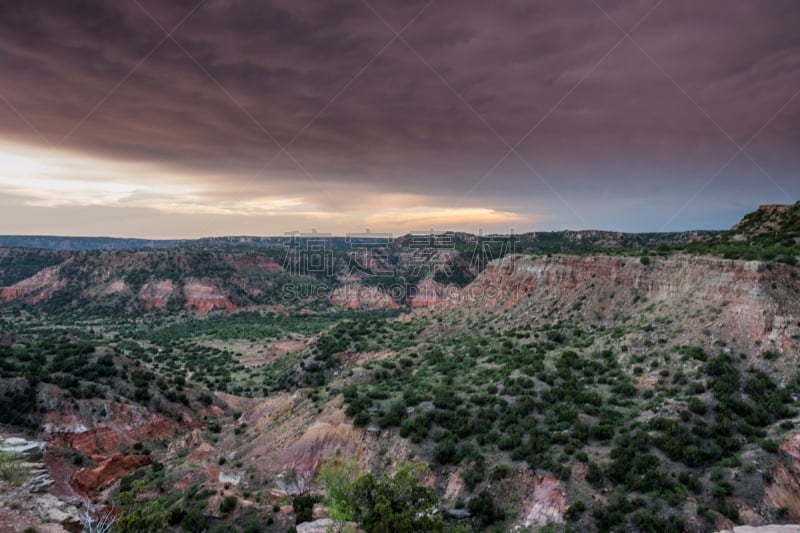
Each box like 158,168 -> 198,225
761,438 -> 780,454
181,508 -> 207,532
115,499 -> 169,533
491,463 -> 512,480
432,439 -> 458,465
219,495 -> 237,516
293,495 -> 319,525
467,490 -> 505,527
241,518 -> 263,533
565,501 -> 587,521
353,412 -> 370,427
0,451 -> 29,486
463,460 -> 486,491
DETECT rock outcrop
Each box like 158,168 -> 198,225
45,401 -> 177,455
138,279 -> 176,309
765,433 -> 800,521
409,279 -> 455,307
0,435 -> 82,532
0,436 -> 45,460
296,518 -> 345,533
517,472 -> 568,527
330,284 -> 401,309
183,279 -> 237,313
0,266 -> 62,303
464,255 -> 800,350
72,454 -> 152,493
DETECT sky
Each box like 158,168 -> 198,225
0,0 -> 798,238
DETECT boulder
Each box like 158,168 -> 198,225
297,518 -> 358,533
448,509 -> 472,520
0,437 -> 45,460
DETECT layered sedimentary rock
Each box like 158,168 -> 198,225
465,255 -> 800,347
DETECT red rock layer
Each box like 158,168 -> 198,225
73,454 -> 152,493
465,255 -> 800,344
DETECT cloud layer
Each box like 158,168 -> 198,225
0,0 -> 798,236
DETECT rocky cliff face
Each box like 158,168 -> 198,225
0,266 -> 63,303
329,284 -> 401,309
182,278 -> 238,313
0,251 -> 285,314
0,248 -> 461,314
73,454 -> 153,493
29,386 -> 207,500
138,279 -> 177,310
0,437 -> 83,532
409,279 -> 455,307
460,254 -> 800,356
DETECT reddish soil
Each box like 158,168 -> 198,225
73,454 -> 152,494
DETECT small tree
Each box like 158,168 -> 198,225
351,462 -> 443,533
316,457 -> 358,532
220,495 -> 238,516
467,490 -> 505,527
114,499 -> 169,533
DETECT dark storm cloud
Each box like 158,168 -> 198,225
0,0 -> 799,219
